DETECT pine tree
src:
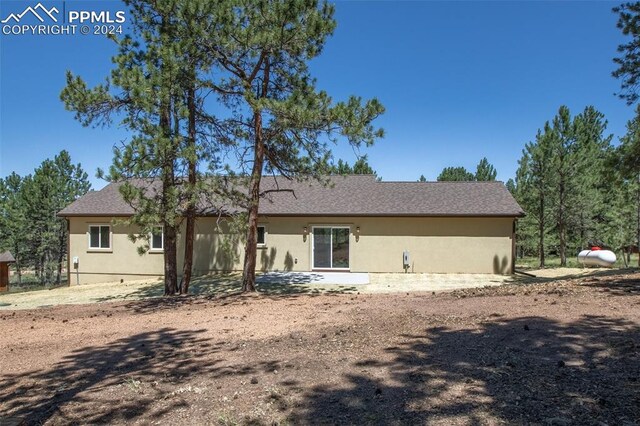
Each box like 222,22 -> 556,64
514,126 -> 556,267
570,106 -> 613,251
475,157 -> 497,181
513,105 -> 619,267
203,0 -> 385,292
9,152 -> 90,285
437,166 -> 475,181
352,157 -> 377,175
61,0 -> 217,295
547,106 -> 577,266
0,173 -> 28,283
329,156 -> 377,176
613,2 -> 640,105
616,104 -> 640,265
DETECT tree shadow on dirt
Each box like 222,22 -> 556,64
0,327 -> 281,424
95,273 -> 357,309
513,267 -> 638,285
288,315 -> 640,424
122,285 -> 359,316
580,274 -> 640,296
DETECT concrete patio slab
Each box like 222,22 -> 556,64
367,273 -> 512,293
257,271 -> 370,286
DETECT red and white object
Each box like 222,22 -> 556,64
577,247 -> 617,267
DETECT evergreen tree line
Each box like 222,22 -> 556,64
0,151 -> 90,285
420,157 -> 498,182
329,156 -> 377,176
510,105 -> 640,268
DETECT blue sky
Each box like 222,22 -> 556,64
0,0 -> 634,189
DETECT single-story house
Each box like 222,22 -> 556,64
58,175 -> 525,284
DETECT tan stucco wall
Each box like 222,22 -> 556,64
68,215 -> 515,284
68,217 -> 165,284
246,216 -> 515,274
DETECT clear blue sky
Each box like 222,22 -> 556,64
0,1 -> 634,189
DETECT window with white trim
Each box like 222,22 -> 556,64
257,225 -> 266,247
88,225 -> 111,249
150,226 -> 164,251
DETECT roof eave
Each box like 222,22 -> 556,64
57,213 -> 134,218
60,212 -> 525,218
260,213 -> 526,218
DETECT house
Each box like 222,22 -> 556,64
0,251 -> 16,292
58,175 -> 524,284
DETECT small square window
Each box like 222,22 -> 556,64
88,225 -> 110,250
257,225 -> 266,246
150,226 -> 164,251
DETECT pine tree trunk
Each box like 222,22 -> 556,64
56,262 -> 62,286
241,58 -> 269,293
539,194 -> 545,268
242,198 -> 260,292
559,177 -> 567,267
14,246 -> 22,285
56,226 -> 66,285
241,112 -> 266,293
559,224 -> 567,266
164,223 -> 178,295
180,84 -> 197,295
637,175 -> 640,267
181,214 -> 194,294
40,254 -> 47,285
159,12 -> 178,296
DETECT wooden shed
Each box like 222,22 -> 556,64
0,251 -> 15,292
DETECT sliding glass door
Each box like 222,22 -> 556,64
312,226 -> 350,270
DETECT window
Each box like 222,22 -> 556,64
257,225 -> 266,246
88,225 -> 111,250
150,226 -> 164,251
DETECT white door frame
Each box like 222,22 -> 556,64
310,225 -> 351,271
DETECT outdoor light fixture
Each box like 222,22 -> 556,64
356,226 -> 360,242
303,226 -> 308,242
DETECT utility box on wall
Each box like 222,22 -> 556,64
403,250 -> 410,271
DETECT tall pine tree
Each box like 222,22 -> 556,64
202,0 -> 385,291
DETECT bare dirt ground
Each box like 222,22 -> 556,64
1,271 -> 639,425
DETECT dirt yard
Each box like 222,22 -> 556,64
1,271 -> 639,425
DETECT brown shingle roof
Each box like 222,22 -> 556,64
58,175 -> 524,218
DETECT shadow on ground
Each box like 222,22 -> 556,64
0,328 -> 286,424
512,267 -> 639,285
96,273 -> 357,306
580,274 -> 640,296
1,313 -> 638,424
287,315 -> 640,424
